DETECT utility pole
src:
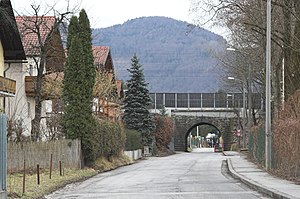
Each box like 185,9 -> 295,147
242,83 -> 246,148
265,0 -> 272,171
247,56 -> 252,149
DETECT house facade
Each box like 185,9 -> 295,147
0,0 -> 26,101
5,15 -> 65,139
45,46 -> 123,123
92,46 -> 123,120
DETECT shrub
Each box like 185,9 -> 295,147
248,91 -> 300,181
85,118 -> 126,164
124,128 -> 143,151
271,90 -> 300,179
153,115 -> 174,152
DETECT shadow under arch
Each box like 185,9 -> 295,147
184,122 -> 222,151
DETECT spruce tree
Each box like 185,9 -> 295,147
63,9 -> 96,163
123,54 -> 154,145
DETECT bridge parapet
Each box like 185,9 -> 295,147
149,92 -> 262,110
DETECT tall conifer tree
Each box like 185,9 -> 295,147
63,9 -> 95,163
63,34 -> 85,139
66,16 -> 79,50
78,9 -> 95,102
123,54 -> 154,145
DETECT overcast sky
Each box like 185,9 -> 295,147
10,0 -> 228,37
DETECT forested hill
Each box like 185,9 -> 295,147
92,16 -> 227,93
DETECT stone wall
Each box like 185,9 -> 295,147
173,115 -> 237,151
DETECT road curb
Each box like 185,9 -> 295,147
226,158 -> 298,199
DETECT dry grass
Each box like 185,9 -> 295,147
7,155 -> 132,199
8,168 -> 97,199
92,154 -> 133,172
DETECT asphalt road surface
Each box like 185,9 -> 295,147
46,148 -> 270,199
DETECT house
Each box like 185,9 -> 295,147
0,0 -> 26,104
45,45 -> 122,121
92,46 -> 123,120
4,15 -> 65,138
0,0 -> 26,196
5,14 -> 122,138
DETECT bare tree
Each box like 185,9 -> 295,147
93,69 -> 119,116
15,2 -> 75,141
190,0 -> 300,118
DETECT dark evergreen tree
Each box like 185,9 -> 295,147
78,9 -> 95,103
66,16 -> 79,50
123,54 -> 154,145
63,9 -> 96,164
63,35 -> 85,139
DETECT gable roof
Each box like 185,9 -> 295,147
92,46 -> 115,73
16,16 -> 56,56
0,0 -> 26,60
92,46 -> 110,66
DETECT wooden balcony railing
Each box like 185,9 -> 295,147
25,76 -> 37,97
0,76 -> 16,96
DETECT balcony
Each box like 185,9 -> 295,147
0,76 -> 16,97
25,73 -> 63,99
25,76 -> 37,97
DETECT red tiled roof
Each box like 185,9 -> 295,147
16,16 -> 56,56
92,46 -> 110,66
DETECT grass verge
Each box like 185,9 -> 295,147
7,155 -> 133,198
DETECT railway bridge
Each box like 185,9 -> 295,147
149,92 -> 262,151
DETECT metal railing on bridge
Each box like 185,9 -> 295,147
149,93 -> 262,110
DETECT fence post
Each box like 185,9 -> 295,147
37,164 -> 40,185
0,113 -> 7,198
50,154 -> 53,179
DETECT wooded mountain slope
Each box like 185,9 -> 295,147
93,16 -> 226,92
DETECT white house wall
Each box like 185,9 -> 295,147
40,100 -> 51,140
4,56 -> 47,137
23,57 -> 39,76
5,61 -> 33,136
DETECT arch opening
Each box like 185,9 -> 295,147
185,122 -> 222,152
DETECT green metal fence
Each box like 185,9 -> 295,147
248,126 -> 265,165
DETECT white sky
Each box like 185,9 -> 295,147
10,0 -> 229,37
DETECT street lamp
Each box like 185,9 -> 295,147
228,76 -> 246,148
227,47 -> 252,149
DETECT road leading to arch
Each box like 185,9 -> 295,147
46,151 -> 270,199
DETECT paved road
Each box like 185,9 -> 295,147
46,149 -> 270,199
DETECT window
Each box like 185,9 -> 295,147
29,64 -> 33,76
52,98 -> 64,113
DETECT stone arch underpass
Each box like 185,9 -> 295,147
172,114 -> 239,151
